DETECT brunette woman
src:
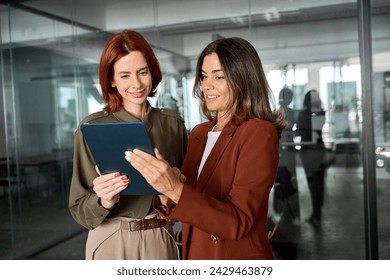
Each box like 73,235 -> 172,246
126,37 -> 285,259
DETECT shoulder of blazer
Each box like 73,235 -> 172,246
241,118 -> 275,129
190,121 -> 213,137
236,118 -> 278,138
243,118 -> 278,137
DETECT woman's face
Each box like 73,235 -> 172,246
201,53 -> 232,116
112,51 -> 152,110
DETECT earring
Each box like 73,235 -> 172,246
111,84 -> 115,88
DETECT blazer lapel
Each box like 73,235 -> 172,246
182,122 -> 212,188
196,123 -> 237,192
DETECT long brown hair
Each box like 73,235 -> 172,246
99,30 -> 162,112
193,37 -> 286,137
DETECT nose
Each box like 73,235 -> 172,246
201,78 -> 213,91
130,75 -> 142,89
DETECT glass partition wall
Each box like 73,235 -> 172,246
371,1 -> 390,259
0,2 -> 95,258
0,0 -> 389,260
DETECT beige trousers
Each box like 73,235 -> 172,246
85,214 -> 179,260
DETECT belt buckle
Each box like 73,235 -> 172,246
128,221 -> 133,231
129,220 -> 141,231
128,217 -> 161,231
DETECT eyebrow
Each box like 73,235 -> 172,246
201,69 -> 224,74
118,66 -> 149,74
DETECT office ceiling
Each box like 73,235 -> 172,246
1,0 -> 390,67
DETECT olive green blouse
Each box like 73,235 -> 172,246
69,104 -> 188,230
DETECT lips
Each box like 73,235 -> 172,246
129,91 -> 145,98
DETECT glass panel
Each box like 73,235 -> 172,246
0,1 -> 96,259
257,3 -> 366,259
372,0 -> 390,259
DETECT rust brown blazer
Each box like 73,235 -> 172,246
161,117 -> 279,259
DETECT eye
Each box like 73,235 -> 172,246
139,70 -> 150,76
120,74 -> 130,79
215,75 -> 225,80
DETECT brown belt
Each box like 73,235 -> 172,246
120,216 -> 167,232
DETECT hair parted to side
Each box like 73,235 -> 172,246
193,37 -> 286,137
99,29 -> 162,112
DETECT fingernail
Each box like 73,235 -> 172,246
114,173 -> 120,177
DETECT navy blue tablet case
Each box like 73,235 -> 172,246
80,122 -> 160,195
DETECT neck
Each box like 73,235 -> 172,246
214,122 -> 225,131
123,102 -> 147,120
215,111 -> 230,131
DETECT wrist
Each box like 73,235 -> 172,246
99,198 -> 115,210
168,183 -> 183,204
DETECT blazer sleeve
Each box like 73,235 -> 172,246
166,120 -> 279,240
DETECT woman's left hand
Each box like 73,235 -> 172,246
125,148 -> 184,203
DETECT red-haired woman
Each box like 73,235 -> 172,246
69,30 -> 187,260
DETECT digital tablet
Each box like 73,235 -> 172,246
80,122 -> 160,195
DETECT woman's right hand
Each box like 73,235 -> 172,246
92,166 -> 129,209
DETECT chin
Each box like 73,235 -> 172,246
129,97 -> 148,104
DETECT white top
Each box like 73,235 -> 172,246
198,128 -> 221,178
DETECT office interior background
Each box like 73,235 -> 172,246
0,0 -> 389,260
